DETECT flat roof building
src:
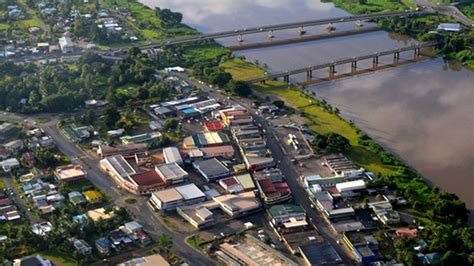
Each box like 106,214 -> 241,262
59,36 -> 74,53
97,143 -> 147,158
155,163 -> 188,184
149,183 -> 205,212
193,158 -> 230,181
54,164 -> 87,183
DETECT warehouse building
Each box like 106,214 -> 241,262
193,158 -> 230,181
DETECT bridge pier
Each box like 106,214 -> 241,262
413,47 -> 420,60
356,19 -> 363,27
260,80 -> 266,85
329,65 -> 335,78
306,70 -> 313,83
268,30 -> 274,39
298,26 -> 306,35
351,61 -> 357,74
372,56 -> 379,69
393,52 -> 400,64
283,75 -> 290,83
237,34 -> 243,43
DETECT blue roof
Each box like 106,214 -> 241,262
182,107 -> 199,114
96,238 -> 112,248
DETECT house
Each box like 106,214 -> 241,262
87,208 -> 115,222
21,152 -> 37,167
437,23 -> 461,32
31,221 -> 53,236
68,191 -> 87,206
13,255 -> 51,266
0,158 -> 20,172
96,237 -> 112,255
83,190 -> 103,204
0,147 -> 11,160
73,239 -> 92,255
3,139 -> 24,152
55,164 -> 87,183
0,123 -> 20,143
396,228 -> 418,238
193,158 -> 230,181
59,36 -> 74,53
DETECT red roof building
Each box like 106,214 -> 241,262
129,171 -> 167,194
21,152 -> 37,167
256,179 -> 292,205
395,228 -> 418,238
204,121 -> 224,132
0,198 -> 11,206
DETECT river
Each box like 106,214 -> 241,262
140,0 -> 474,222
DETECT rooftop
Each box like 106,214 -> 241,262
130,170 -> 166,187
151,188 -> 183,203
175,184 -> 205,200
55,164 -> 86,181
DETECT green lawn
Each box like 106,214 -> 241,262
37,251 -> 77,266
220,59 -> 266,80
0,23 -> 9,30
0,179 -> 6,189
324,0 -> 407,14
35,117 -> 50,124
183,43 -> 231,64
104,0 -> 197,40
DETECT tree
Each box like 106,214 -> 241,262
158,234 -> 173,255
272,100 -> 285,109
155,8 -> 183,27
163,118 -> 178,131
83,109 -> 96,125
326,133 -> 350,152
441,251 -> 469,266
227,80 -> 252,97
104,105 -> 120,127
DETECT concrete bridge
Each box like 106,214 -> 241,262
140,10 -> 429,49
246,41 -> 438,84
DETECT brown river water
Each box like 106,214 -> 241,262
140,0 -> 474,223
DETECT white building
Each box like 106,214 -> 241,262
163,147 -> 183,165
335,180 -> 366,193
59,36 -> 74,53
0,158 -> 20,172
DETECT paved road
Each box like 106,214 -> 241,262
0,112 -> 213,266
413,0 -> 474,27
0,176 -> 38,223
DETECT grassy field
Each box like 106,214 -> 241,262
104,0 -> 197,40
0,179 -> 6,189
323,0 -> 407,14
0,23 -> 8,30
183,43 -> 231,64
35,117 -> 50,124
37,251 -> 77,266
221,60 -> 398,176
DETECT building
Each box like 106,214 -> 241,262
13,255 -> 52,266
155,163 -> 188,184
204,121 -> 224,132
311,191 -> 355,220
63,124 -> 93,142
59,36 -> 74,53
3,139 -> 24,152
200,145 -> 235,159
97,143 -> 147,158
118,254 -> 170,266
183,132 -> 230,149
120,132 -> 161,145
0,123 -> 19,143
437,23 -> 461,32
54,164 -> 87,183
83,190 -> 103,204
100,155 -> 167,195
217,235 -> 297,266
162,147 -> 183,165
256,179 -> 292,205
267,204 -> 306,228
177,191 -> 261,229
220,109 -> 254,127
299,243 -> 342,266
69,191 -> 87,206
149,184 -> 205,212
219,177 -> 244,194
234,173 -> 255,191
87,208 -> 115,222
396,228 -> 418,238
335,179 -> 366,193
0,158 -> 20,172
73,239 -> 92,255
342,231 -> 379,264
193,158 -> 230,181
96,237 -> 113,255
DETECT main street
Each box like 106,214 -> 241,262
176,74 -> 356,265
0,112 -> 213,266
